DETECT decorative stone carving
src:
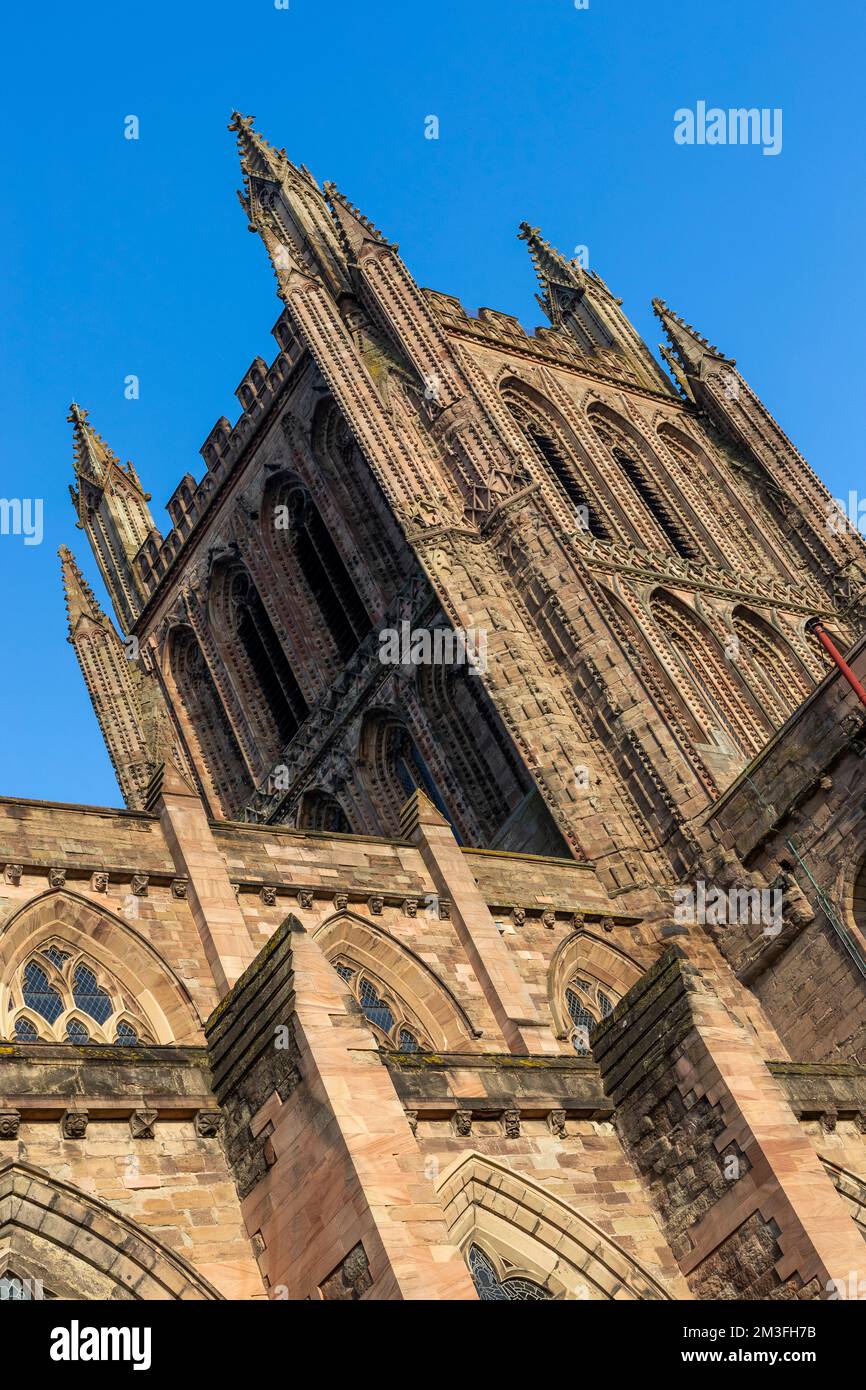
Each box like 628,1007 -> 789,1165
333,892 -> 349,911
194,1110 -> 222,1138
4,865 -> 22,886
405,1109 -> 419,1136
541,910 -> 557,930
0,1110 -> 20,1140
502,1108 -> 521,1138
61,1110 -> 89,1139
48,868 -> 66,889
260,886 -> 277,907
548,1109 -> 567,1138
571,912 -> 586,932
511,907 -> 526,928
129,1109 -> 158,1140
171,879 -> 188,899
403,898 -> 419,918
820,1109 -> 838,1134
91,871 -> 109,892
296,889 -> 314,911
452,1109 -> 473,1137
367,895 -> 384,916
438,896 -> 451,921
131,874 -> 149,897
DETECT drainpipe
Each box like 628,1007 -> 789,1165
806,618 -> 866,710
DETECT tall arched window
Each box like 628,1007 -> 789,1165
417,655 -> 534,845
611,447 -> 697,558
168,624 -> 252,817
361,712 -> 457,837
650,593 -> 765,754
502,389 -> 611,537
211,564 -> 309,759
269,476 -> 370,662
732,608 -> 814,727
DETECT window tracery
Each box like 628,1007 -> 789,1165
332,959 -> 427,1052
564,974 -> 617,1054
8,942 -> 153,1045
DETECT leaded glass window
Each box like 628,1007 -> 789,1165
331,959 -> 430,1052
564,975 -> 619,1054
7,943 -> 153,1045
467,1245 -> 551,1302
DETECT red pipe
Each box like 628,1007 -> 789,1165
807,619 -> 866,710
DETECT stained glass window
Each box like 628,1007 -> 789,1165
564,976 -> 619,1054
43,946 -> 71,970
467,1245 -> 551,1302
14,1017 -> 39,1041
398,1029 -> 420,1053
114,1020 -> 140,1046
332,961 -> 429,1051
66,1019 -> 91,1044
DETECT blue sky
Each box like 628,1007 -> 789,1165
1,0 -> 863,805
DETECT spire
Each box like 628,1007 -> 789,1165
68,402 -> 120,487
59,545 -> 105,636
228,112 -> 348,296
65,405 -> 157,632
652,298 -> 734,378
229,110 -> 292,190
322,182 -> 395,261
518,222 -> 586,325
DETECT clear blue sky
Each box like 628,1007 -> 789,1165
1,0 -> 863,806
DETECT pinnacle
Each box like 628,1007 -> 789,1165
322,182 -> 394,256
517,223 -> 585,322
228,111 -> 290,185
59,544 -> 106,634
652,298 -> 733,369
67,402 -> 120,484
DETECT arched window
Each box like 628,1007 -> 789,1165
168,625 -> 252,817
297,789 -> 352,834
361,712 -> 457,838
8,942 -> 154,1046
229,570 -> 308,745
332,959 -> 428,1052
467,1245 -> 552,1302
269,477 -> 370,662
416,656 -> 534,845
565,975 -> 617,1054
650,593 -> 765,755
502,389 -> 611,537
732,609 -> 814,727
611,447 -> 697,559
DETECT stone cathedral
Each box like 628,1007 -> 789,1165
2,114 -> 866,1303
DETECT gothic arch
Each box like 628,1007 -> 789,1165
499,377 -> 613,537
731,606 -> 814,726
263,469 -> 371,664
0,891 -> 201,1044
649,589 -> 768,754
313,910 -> 480,1051
548,930 -> 644,1043
166,623 -> 253,817
600,585 -> 705,740
208,558 -> 309,767
358,707 -> 456,838
587,402 -> 699,559
0,1161 -> 222,1300
435,1152 -> 671,1300
415,652 -> 532,845
297,788 -> 352,833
